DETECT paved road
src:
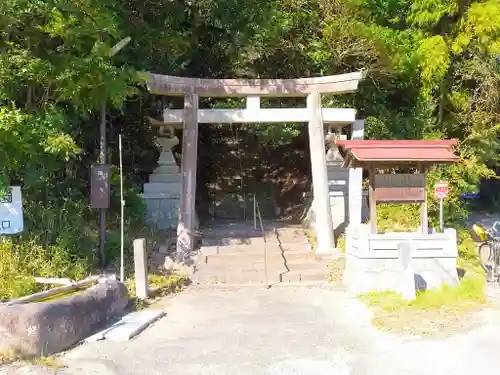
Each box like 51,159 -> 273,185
4,285 -> 500,375
467,212 -> 500,230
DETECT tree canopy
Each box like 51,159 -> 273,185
0,0 -> 499,292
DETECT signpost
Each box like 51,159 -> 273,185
434,181 -> 449,232
0,187 -> 24,235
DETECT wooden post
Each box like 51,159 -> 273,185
133,238 -> 148,300
418,163 -> 428,234
307,92 -> 335,254
177,92 -> 199,260
368,165 -> 377,234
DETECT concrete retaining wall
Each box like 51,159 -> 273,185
344,225 -> 459,295
0,279 -> 128,357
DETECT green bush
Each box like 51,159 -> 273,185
457,228 -> 479,261
0,238 -> 89,301
0,181 -> 147,300
0,240 -> 38,300
376,204 -> 420,232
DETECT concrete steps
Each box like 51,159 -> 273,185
193,269 -> 275,284
279,269 -> 329,283
193,222 -> 331,285
202,237 -> 279,247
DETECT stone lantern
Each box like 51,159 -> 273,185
142,119 -> 182,230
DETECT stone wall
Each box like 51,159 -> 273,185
0,279 -> 128,357
343,225 -> 459,295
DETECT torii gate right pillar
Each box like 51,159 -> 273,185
307,93 -> 335,254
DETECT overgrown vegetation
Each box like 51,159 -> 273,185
1,0 -> 499,298
125,273 -> 190,310
360,276 -> 487,336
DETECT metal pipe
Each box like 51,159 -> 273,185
119,134 -> 125,281
34,277 -> 73,285
7,276 -> 102,305
99,102 -> 107,267
253,193 -> 257,230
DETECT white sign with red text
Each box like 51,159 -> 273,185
434,181 -> 449,199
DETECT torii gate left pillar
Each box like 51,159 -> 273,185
176,92 -> 199,261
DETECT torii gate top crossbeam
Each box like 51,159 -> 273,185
147,71 -> 365,97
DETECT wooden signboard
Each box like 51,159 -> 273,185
90,164 -> 111,209
374,174 -> 425,203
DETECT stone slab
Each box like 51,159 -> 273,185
279,270 -> 328,283
144,182 -> 182,195
144,196 -> 180,230
149,174 -> 182,183
104,310 -> 166,342
154,165 -> 180,174
158,152 -> 177,166
0,279 -> 128,356
83,325 -> 115,343
201,237 -> 279,247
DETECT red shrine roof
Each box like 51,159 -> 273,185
335,139 -> 459,164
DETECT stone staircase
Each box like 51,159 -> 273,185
192,221 -> 333,285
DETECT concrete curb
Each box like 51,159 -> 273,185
0,279 -> 128,357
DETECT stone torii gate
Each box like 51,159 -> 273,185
145,72 -> 364,261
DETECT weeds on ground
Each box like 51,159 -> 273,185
126,273 -> 190,310
30,355 -> 65,370
0,348 -> 22,365
304,229 -> 317,251
359,276 -> 487,336
0,348 -> 65,369
327,258 -> 345,283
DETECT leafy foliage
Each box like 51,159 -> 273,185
1,0 -> 500,297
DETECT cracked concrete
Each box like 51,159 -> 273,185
2,284 -> 500,375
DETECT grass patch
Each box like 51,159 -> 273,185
0,349 -> 64,370
126,273 -> 190,310
359,276 -> 487,336
0,348 -> 22,365
30,355 -> 65,370
304,229 -> 317,251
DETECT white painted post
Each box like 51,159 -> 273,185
348,119 -> 364,228
397,242 -> 416,300
439,197 -> 444,233
307,93 -> 335,255
133,238 -> 148,300
177,92 -> 199,261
